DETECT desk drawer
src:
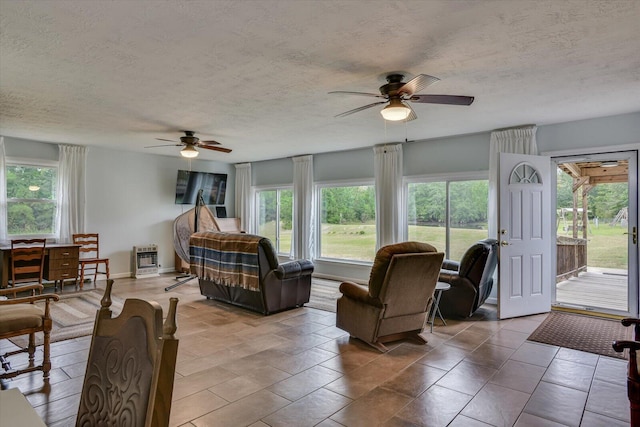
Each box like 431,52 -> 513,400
44,248 -> 79,281
48,247 -> 79,260
47,257 -> 78,270
45,267 -> 78,281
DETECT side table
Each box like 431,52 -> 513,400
428,281 -> 451,332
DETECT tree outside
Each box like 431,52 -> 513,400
6,164 -> 57,235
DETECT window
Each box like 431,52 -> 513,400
407,176 -> 488,260
5,160 -> 58,238
255,188 -> 292,255
318,182 -> 376,262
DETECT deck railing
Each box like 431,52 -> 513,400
556,235 -> 587,283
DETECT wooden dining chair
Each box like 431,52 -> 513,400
0,284 -> 60,387
613,318 -> 640,427
76,280 -> 179,426
10,238 -> 46,290
72,233 -> 110,289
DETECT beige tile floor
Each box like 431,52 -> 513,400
0,274 -> 630,426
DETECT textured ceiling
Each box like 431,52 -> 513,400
1,0 -> 639,163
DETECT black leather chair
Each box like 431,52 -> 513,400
438,238 -> 498,318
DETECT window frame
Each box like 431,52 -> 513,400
404,171 -> 489,258
315,178 -> 377,264
4,157 -> 60,240
253,184 -> 293,256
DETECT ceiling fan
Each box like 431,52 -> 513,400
146,130 -> 232,158
330,73 -> 474,121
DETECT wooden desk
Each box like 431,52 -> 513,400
0,388 -> 46,426
0,243 -> 80,288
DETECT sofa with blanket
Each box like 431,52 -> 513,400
189,231 -> 314,314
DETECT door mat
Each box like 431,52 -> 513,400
527,311 -> 633,359
7,289 -> 123,347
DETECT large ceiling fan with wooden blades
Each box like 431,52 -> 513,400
330,73 -> 474,122
146,130 -> 232,158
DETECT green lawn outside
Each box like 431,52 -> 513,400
557,224 -> 628,269
262,221 -> 627,269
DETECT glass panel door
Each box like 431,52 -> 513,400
552,151 -> 638,317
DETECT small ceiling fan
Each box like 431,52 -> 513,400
330,73 -> 474,121
146,130 -> 232,158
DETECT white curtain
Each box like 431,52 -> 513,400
374,144 -> 403,250
0,137 -> 7,243
234,163 -> 253,233
292,155 -> 314,260
488,125 -> 538,238
57,145 -> 88,243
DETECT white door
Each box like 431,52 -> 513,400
498,152 -> 552,319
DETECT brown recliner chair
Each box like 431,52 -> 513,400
336,242 -> 444,352
438,238 -> 498,318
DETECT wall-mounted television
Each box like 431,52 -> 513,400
175,170 -> 227,205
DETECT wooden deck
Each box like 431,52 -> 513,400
555,267 -> 628,312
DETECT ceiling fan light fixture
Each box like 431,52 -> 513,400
180,145 -> 199,158
380,99 -> 411,121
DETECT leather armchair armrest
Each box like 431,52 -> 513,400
274,259 -> 314,279
441,260 -> 460,271
439,269 -> 459,283
339,281 -> 383,308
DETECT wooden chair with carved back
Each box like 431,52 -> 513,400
613,318 -> 640,427
76,279 -> 179,427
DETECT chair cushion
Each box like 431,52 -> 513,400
368,241 -> 437,299
0,304 -> 44,334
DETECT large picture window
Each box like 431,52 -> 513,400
5,161 -> 58,237
407,176 -> 488,260
256,188 -> 292,255
318,183 -> 376,262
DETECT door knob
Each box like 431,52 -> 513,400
624,226 -> 638,244
500,240 -> 511,247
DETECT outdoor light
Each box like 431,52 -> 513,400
180,145 -> 199,158
28,185 -> 40,191
380,99 -> 411,121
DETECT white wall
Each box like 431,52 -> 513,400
249,112 -> 640,281
3,111 -> 639,282
3,137 -> 235,278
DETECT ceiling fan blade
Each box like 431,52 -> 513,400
198,140 -> 222,146
329,91 -> 385,98
397,74 -> 440,97
155,138 -> 178,142
405,104 -> 417,121
145,143 -> 182,148
200,145 -> 232,153
409,94 -> 475,105
335,101 -> 387,118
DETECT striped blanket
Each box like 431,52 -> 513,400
190,231 -> 261,291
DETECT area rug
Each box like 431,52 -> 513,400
8,289 -> 123,347
307,278 -> 342,312
527,312 -> 633,360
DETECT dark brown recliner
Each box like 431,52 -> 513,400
336,242 -> 444,352
438,238 -> 498,318
191,231 -> 314,315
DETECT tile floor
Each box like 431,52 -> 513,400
0,274 -> 630,426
